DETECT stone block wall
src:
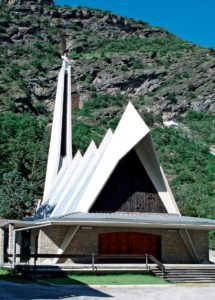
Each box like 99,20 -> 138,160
38,225 -> 209,264
37,225 -> 72,263
189,230 -> 209,262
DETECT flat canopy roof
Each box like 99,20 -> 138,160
2,213 -> 215,230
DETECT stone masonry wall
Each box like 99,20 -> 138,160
37,225 -> 72,263
38,225 -> 209,264
189,230 -> 209,262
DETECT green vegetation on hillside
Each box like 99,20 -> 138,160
152,125 -> 215,219
0,113 -> 49,218
89,35 -> 195,57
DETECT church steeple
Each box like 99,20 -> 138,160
43,56 -> 72,200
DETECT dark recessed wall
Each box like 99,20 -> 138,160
90,149 -> 167,213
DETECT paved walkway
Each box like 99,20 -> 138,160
0,281 -> 215,300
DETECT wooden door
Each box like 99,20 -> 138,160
99,232 -> 160,257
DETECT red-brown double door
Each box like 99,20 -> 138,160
99,232 -> 160,257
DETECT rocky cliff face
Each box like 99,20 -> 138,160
1,0 -> 53,5
0,0 -> 214,120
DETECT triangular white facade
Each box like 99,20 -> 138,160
37,59 -> 180,218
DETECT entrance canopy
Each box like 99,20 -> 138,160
2,213 -> 215,230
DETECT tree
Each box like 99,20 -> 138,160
0,170 -> 34,219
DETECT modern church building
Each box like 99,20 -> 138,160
1,58 -> 215,268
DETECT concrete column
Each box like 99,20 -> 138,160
30,230 -> 38,264
8,224 -> 14,263
0,228 -> 4,266
15,231 -> 21,263
7,224 -> 15,264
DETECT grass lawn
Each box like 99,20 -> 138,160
0,268 -> 34,284
0,268 -> 9,276
39,272 -> 167,285
0,268 -> 167,285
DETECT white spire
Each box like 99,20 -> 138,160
43,56 -> 72,200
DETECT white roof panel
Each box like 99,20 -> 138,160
61,129 -> 113,216
42,150 -> 82,209
51,141 -> 97,217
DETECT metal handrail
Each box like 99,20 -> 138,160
10,253 -> 165,276
147,254 -> 166,277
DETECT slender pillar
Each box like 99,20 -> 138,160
0,228 -> 4,266
30,230 -> 38,264
15,231 -> 21,263
42,56 -> 72,203
8,224 -> 14,257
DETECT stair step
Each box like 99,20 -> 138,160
157,276 -> 215,278
165,280 -> 215,282
157,270 -> 215,272
161,270 -> 215,273
152,266 -> 215,283
154,272 -> 215,276
158,273 -> 215,276
167,279 -> 215,282
154,270 -> 215,273
153,270 -> 215,273
168,276 -> 215,278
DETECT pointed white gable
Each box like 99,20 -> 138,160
67,102 -> 180,215
106,102 -> 150,159
67,102 -> 149,213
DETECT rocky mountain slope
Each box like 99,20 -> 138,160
1,0 -> 215,116
0,0 -> 214,245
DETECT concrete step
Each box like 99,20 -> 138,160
154,270 -> 215,272
169,280 -> 215,283
165,276 -> 215,278
156,274 -> 215,279
152,267 -> 215,283
154,272 -> 215,276
167,279 -> 215,282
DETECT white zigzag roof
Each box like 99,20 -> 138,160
37,59 -> 180,218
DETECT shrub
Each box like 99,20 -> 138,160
131,58 -> 144,69
32,59 -> 43,69
68,51 -> 80,60
73,122 -> 105,153
0,170 -> 34,219
77,93 -> 128,117
167,92 -> 177,103
33,41 -> 57,55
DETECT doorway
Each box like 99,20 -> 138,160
99,232 -> 160,258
